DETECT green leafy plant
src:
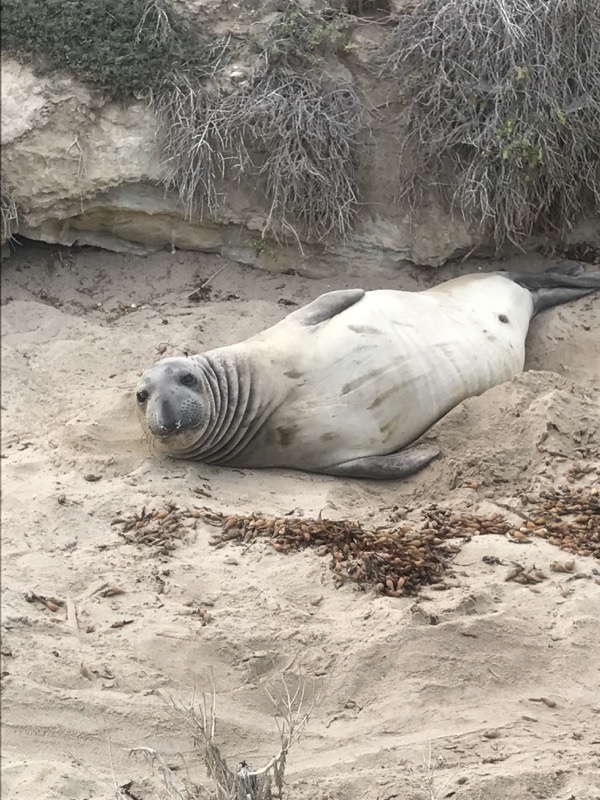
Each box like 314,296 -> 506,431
259,4 -> 352,67
252,237 -> 273,256
1,0 -> 219,99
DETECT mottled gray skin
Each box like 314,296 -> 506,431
136,263 -> 600,479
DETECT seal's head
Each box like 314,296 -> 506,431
135,357 -> 210,454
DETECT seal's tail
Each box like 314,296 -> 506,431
504,260 -> 600,316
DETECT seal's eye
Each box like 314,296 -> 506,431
180,372 -> 195,386
136,390 -> 149,404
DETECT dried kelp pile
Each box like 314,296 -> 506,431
112,484 -> 599,597
516,485 -> 600,557
421,486 -> 599,560
211,512 -> 461,596
113,503 -> 202,556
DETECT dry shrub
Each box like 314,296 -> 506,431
153,63 -> 364,241
151,2 -> 365,241
379,0 -> 600,248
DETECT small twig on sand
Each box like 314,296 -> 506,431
187,266 -> 226,300
66,596 -> 79,632
105,724 -> 131,800
421,742 -> 453,800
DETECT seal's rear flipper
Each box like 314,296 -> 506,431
505,261 -> 600,316
319,443 -> 440,480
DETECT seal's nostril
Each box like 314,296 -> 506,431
158,399 -> 180,432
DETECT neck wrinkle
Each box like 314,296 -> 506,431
207,359 -> 286,466
198,359 -> 223,443
191,352 -> 248,460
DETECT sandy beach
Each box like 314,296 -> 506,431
2,241 -> 599,800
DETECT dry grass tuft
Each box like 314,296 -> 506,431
378,0 -> 600,248
135,0 -> 173,46
1,188 -> 19,244
132,675 -> 313,799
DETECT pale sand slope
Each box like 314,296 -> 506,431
1,242 -> 599,800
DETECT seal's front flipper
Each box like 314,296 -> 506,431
287,289 -> 365,327
320,443 -> 440,480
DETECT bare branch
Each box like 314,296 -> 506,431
135,675 -> 313,800
135,0 -> 172,45
150,5 -> 366,244
131,747 -> 197,800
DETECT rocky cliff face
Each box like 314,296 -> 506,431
2,0 -> 598,273
1,48 -> 478,273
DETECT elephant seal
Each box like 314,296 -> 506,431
135,263 -> 600,479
